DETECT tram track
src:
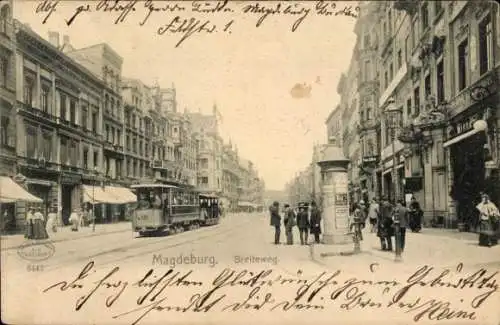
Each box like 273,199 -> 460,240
43,214 -> 257,271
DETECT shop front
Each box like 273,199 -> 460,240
60,172 -> 82,225
444,69 -> 499,231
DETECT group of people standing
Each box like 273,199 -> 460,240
269,201 -> 322,245
25,207 -> 58,240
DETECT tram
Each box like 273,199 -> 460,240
131,184 -> 220,236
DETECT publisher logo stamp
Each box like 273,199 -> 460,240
17,240 -> 56,262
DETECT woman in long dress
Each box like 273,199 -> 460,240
25,208 -> 35,239
476,193 -> 499,247
69,209 -> 79,231
32,208 -> 49,240
46,207 -> 58,233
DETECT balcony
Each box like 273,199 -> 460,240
17,102 -> 58,126
393,0 -> 418,14
152,159 -> 172,170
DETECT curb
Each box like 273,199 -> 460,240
1,227 -> 130,252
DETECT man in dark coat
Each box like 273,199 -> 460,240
377,197 -> 394,251
309,201 -> 321,244
297,204 -> 310,245
394,199 -> 409,252
283,204 -> 296,245
269,201 -> 281,244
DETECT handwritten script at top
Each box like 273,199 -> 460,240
42,261 -> 499,325
34,0 -> 359,47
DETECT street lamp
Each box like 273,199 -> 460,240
384,98 -> 403,262
92,166 -> 99,232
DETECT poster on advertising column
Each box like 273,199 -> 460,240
322,184 -> 336,236
333,173 -> 349,229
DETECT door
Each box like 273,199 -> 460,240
61,185 -> 72,225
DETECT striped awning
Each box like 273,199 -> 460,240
0,177 -> 43,203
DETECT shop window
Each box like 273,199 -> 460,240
478,14 -> 493,75
457,38 -> 469,91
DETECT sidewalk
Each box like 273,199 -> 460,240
0,222 -> 131,251
312,227 -> 500,271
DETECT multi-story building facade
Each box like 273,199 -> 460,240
222,141 -> 240,210
321,0 -> 499,230
14,26 -> 106,225
0,0 -> 16,178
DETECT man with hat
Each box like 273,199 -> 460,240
283,204 -> 296,245
297,203 -> 310,245
269,201 -> 282,244
310,201 -> 322,244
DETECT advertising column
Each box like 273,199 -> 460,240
321,170 -> 350,244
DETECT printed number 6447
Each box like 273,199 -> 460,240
27,264 -> 45,272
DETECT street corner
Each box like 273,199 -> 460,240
16,238 -> 56,263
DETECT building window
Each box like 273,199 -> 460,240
133,138 -> 137,153
412,17 -> 419,50
92,111 -> 98,132
0,116 -> 9,146
126,135 -> 130,151
384,71 -> 388,89
83,148 -> 89,169
406,98 -> 412,118
424,73 -> 431,99
364,60 -> 371,81
457,38 -> 469,91
81,106 -> 88,129
414,87 -> 420,116
405,35 -> 410,62
435,1 -> 442,14
397,50 -> 402,69
93,150 -> 99,168
436,60 -> 444,103
41,131 -> 52,161
70,140 -> 78,166
26,125 -> 37,158
24,74 -> 35,106
60,93 -> 67,120
0,56 -> 7,87
116,130 -> 121,145
389,63 -> 394,81
478,14 -> 493,75
40,85 -> 50,113
69,99 -> 76,124
363,34 -> 370,48
388,10 -> 392,35
421,3 -> 429,31
145,143 -> 149,158
60,137 -> 68,165
0,5 -> 9,34
366,106 -> 372,120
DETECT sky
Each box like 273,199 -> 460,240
14,0 -> 358,191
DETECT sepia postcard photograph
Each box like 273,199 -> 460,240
1,0 -> 500,324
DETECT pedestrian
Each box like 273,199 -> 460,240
297,204 -> 310,245
80,207 -> 88,227
69,209 -> 79,232
393,199 -> 409,252
350,202 -> 365,241
283,204 -> 296,245
310,201 -> 321,244
476,193 -> 499,247
269,201 -> 281,244
46,207 -> 58,233
409,196 -> 423,232
31,207 -> 49,240
25,208 -> 35,239
377,197 -> 394,251
368,197 -> 380,233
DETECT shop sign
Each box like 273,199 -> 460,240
447,112 -> 482,140
362,155 -> 379,164
61,173 -> 82,185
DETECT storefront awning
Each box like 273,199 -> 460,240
106,186 -> 137,204
0,176 -> 43,203
443,120 -> 487,148
82,185 -> 119,204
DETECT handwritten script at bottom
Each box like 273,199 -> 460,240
41,262 -> 498,325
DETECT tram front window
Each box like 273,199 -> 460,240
136,189 -> 164,210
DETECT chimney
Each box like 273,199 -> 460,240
48,31 -> 59,48
63,35 -> 70,46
